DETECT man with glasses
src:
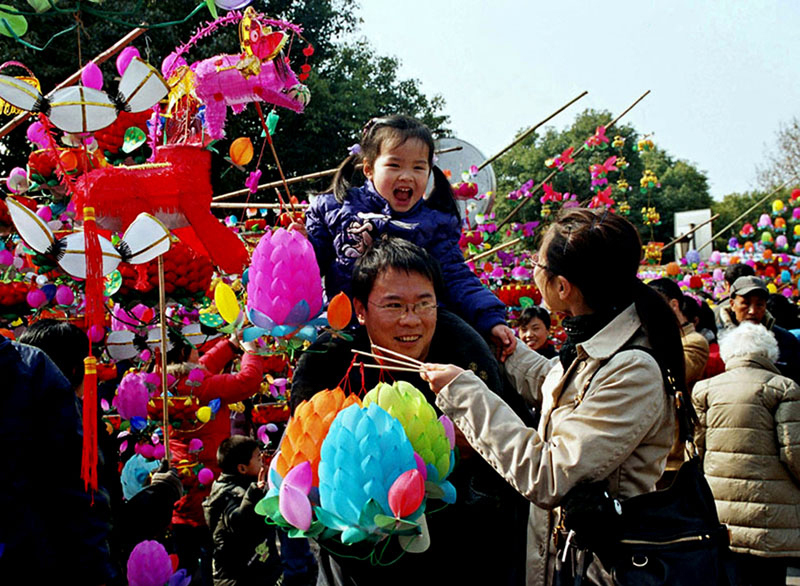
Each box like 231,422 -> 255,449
292,236 -> 530,586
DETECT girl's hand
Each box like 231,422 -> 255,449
421,363 -> 464,394
288,221 -> 308,238
490,324 -> 517,362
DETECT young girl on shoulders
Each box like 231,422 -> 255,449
292,114 -> 514,355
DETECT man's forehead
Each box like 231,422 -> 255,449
735,292 -> 767,302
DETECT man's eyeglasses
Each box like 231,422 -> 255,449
369,299 -> 437,318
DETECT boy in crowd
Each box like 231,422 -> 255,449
203,436 -> 282,586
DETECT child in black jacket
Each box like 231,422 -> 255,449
203,436 -> 281,586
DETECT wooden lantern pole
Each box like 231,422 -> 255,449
476,90 -> 588,172
157,254 -> 170,463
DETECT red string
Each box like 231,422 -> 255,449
337,355 -> 357,396
358,362 -> 366,397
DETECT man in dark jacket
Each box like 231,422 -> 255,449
718,276 -> 800,383
0,334 -> 115,584
292,237 -> 531,586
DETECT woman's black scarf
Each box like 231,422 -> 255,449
559,307 -> 623,371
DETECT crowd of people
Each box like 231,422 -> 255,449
4,113 -> 800,586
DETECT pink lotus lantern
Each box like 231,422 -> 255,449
113,372 -> 151,420
246,228 -> 324,340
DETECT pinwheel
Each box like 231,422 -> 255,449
585,126 -> 609,149
544,146 -> 575,170
588,186 -> 615,209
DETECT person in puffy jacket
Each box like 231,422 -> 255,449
693,321 -> 800,585
294,114 -> 515,358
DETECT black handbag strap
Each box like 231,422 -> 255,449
591,345 -> 698,447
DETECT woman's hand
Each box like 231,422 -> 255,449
241,339 -> 259,354
490,324 -> 517,362
228,331 -> 242,352
421,363 -> 464,394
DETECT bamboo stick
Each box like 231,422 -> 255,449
466,236 -> 524,263
210,202 -> 310,210
355,363 -> 424,374
497,90 -> 651,230
351,348 -> 424,369
157,255 -> 171,463
0,27 -> 146,140
212,145 -> 464,202
477,90 -> 588,171
370,343 -> 425,367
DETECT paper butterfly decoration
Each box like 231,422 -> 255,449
6,197 -> 170,280
0,57 -> 169,133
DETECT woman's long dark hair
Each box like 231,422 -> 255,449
327,114 -> 457,216
540,208 -> 686,395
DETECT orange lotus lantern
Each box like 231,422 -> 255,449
665,262 -> 681,276
275,387 -> 361,484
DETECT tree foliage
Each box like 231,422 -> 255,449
492,109 -> 713,248
0,0 -> 448,199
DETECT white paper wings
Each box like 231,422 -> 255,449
0,57 -> 169,133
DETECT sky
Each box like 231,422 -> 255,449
357,0 -> 800,200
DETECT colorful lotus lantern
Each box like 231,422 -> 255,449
275,388 -> 361,484
245,228 -> 325,341
256,383 -> 457,548
316,403 -> 419,540
363,381 -> 455,501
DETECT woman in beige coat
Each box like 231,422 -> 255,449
423,208 -> 681,586
692,322 -> 800,585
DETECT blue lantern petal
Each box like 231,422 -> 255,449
242,326 -> 268,342
440,481 -> 457,504
295,325 -> 317,342
249,307 -> 276,330
284,299 -> 310,326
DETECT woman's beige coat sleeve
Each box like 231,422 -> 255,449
436,351 -> 668,509
502,339 -> 556,410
